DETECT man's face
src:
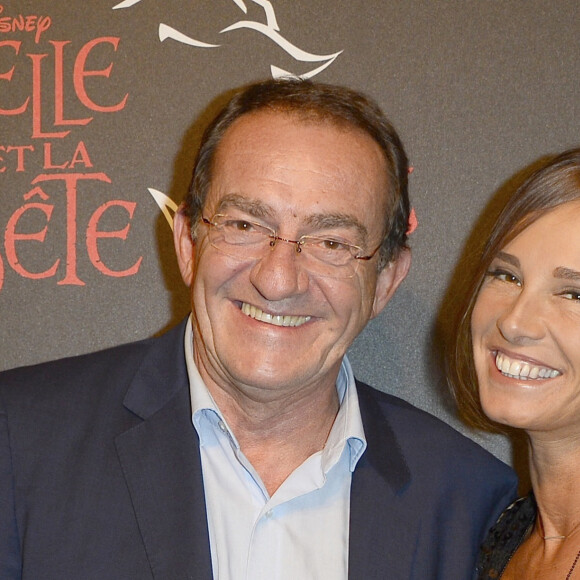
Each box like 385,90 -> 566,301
175,110 -> 410,399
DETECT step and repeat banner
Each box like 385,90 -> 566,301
1,0 -> 578,467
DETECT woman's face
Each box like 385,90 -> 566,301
471,199 -> 580,436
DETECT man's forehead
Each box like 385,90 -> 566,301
212,109 -> 390,190
221,107 -> 375,145
205,109 -> 391,238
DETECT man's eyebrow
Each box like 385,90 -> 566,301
494,251 -> 520,269
553,266 -> 580,281
215,194 -> 274,218
305,213 -> 368,243
214,195 -> 369,241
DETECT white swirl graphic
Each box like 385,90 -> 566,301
113,0 -> 342,79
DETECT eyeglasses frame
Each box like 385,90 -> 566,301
200,214 -> 382,267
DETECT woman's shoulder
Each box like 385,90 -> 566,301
476,494 -> 536,579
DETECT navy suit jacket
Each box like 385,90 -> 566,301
0,320 -> 517,579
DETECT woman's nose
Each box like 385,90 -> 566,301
496,289 -> 546,344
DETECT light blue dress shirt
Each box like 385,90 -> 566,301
184,320 -> 367,580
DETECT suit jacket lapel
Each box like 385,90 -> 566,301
115,321 -> 213,580
348,382 -> 417,579
114,332 -> 418,579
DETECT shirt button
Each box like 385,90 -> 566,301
218,421 -> 227,432
265,509 -> 273,519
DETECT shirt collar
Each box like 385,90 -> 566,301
184,317 -> 229,445
183,315 -> 367,471
326,356 -> 367,472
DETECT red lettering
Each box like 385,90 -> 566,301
0,145 -> 35,173
87,200 -> 142,277
2,37 -> 127,136
43,141 -> 93,169
69,141 -> 93,168
0,8 -> 51,42
23,186 -> 49,201
52,40 -> 92,127
11,14 -> 24,32
4,202 -> 59,279
31,172 -> 112,285
42,142 -> 68,169
35,17 -> 51,44
0,242 -> 4,292
0,40 -> 29,115
24,16 -> 36,32
6,145 -> 34,171
29,52 -> 69,138
74,37 -> 128,113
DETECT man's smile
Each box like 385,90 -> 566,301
241,302 -> 312,327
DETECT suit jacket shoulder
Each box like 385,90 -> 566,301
0,320 -> 212,580
349,381 -> 518,580
357,380 -> 515,482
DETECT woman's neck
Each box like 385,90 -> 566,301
529,434 -> 580,538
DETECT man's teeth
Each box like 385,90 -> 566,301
241,303 -> 311,327
495,352 -> 561,380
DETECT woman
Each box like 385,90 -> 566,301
448,147 -> 580,579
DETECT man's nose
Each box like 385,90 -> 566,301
249,239 -> 310,300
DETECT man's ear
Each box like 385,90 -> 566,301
173,206 -> 195,287
371,248 -> 411,319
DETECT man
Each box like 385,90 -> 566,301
0,79 -> 517,579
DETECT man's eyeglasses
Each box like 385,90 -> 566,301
201,214 -> 381,279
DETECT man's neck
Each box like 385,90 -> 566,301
208,376 -> 340,495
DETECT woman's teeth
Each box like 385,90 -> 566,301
495,352 -> 561,380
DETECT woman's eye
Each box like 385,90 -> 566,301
487,269 -> 521,285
